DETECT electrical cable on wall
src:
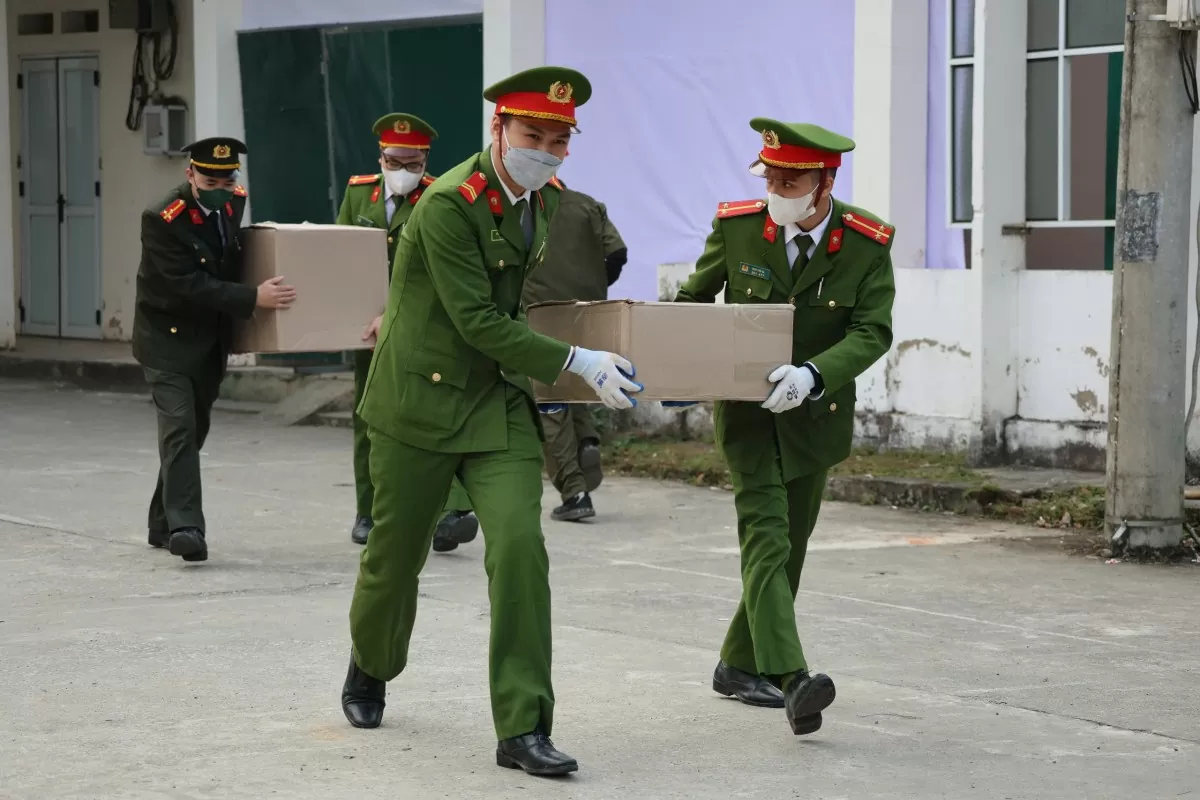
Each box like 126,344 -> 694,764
1184,31 -> 1200,457
125,0 -> 180,132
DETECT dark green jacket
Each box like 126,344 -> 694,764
523,187 -> 626,306
358,147 -> 571,453
676,197 -> 895,480
132,182 -> 256,377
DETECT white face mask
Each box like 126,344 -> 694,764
383,167 -> 422,197
501,128 -> 563,192
767,186 -> 819,227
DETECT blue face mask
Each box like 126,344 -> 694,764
501,128 -> 563,191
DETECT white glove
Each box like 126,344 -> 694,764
762,364 -> 815,414
566,347 -> 643,410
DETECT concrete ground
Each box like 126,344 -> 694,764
1,379 -> 1197,800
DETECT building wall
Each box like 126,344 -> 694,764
8,0 -> 195,341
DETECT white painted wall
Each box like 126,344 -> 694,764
8,0 -> 196,341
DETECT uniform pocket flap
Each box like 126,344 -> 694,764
809,288 -> 857,309
732,276 -> 773,301
808,385 -> 856,419
404,350 -> 469,389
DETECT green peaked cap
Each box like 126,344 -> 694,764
484,66 -> 592,126
372,113 -> 438,149
749,118 -> 855,170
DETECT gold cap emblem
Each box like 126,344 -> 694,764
213,144 -> 231,159
547,81 -> 574,104
761,130 -> 781,150
393,120 -> 411,134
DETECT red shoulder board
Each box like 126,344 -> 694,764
842,211 -> 894,245
233,184 -> 248,198
408,188 -> 425,205
485,189 -> 503,216
547,176 -> 565,190
458,171 -> 488,204
828,228 -> 844,254
348,174 -> 380,187
188,208 -> 204,226
370,184 -> 381,204
224,201 -> 234,217
160,199 -> 186,223
420,174 -> 436,187
716,199 -> 767,220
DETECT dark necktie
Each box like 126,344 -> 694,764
208,210 -> 225,257
515,198 -> 534,250
791,233 -> 813,276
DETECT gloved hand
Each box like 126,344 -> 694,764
761,364 -> 815,414
661,401 -> 698,410
538,403 -> 568,414
566,347 -> 643,410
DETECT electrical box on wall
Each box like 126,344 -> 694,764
109,0 -> 171,33
143,103 -> 187,156
1166,0 -> 1200,28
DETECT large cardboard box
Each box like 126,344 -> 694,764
527,300 -> 794,402
233,223 -> 388,354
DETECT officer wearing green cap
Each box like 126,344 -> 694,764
339,66 -> 642,777
334,113 -> 479,549
133,136 -> 297,562
673,118 -> 895,736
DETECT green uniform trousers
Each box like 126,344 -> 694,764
144,348 -> 224,534
349,385 -> 554,740
352,349 -> 471,517
540,405 -> 599,502
719,444 -> 829,680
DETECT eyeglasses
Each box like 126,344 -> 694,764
382,159 -> 426,173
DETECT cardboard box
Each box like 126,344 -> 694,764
234,223 -> 389,354
526,300 -> 794,402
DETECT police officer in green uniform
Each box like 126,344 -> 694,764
334,113 -> 479,549
133,137 -> 297,562
672,119 -> 895,735
525,184 -> 628,521
339,67 -> 642,776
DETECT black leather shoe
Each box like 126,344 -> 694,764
148,529 -> 170,549
784,671 -> 836,735
168,528 -> 208,562
351,515 -> 372,545
496,731 -> 578,776
579,440 -> 603,492
712,661 -> 785,708
551,493 -> 595,522
341,655 -> 385,729
432,510 -> 479,553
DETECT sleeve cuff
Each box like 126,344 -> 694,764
803,362 -> 825,400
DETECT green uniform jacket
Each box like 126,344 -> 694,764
523,186 -> 625,306
358,147 -> 572,453
132,183 -> 256,378
334,172 -> 436,271
676,197 -> 895,480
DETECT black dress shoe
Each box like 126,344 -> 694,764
496,731 -> 578,776
712,661 -> 785,708
351,515 -> 372,545
783,671 -> 836,735
579,440 -> 603,492
168,528 -> 208,562
148,529 -> 170,548
341,655 -> 385,729
551,493 -> 595,522
432,510 -> 479,553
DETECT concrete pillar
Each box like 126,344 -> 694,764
192,0 -> 248,213
0,0 -> 14,349
482,0 -> 545,146
852,0 -> 929,270
966,0 -> 1026,462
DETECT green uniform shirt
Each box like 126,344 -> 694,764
676,197 -> 895,480
132,182 -> 256,377
358,147 -> 572,453
522,187 -> 626,306
335,172 -> 436,270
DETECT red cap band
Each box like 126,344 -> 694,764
495,83 -> 578,126
758,142 -> 841,170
